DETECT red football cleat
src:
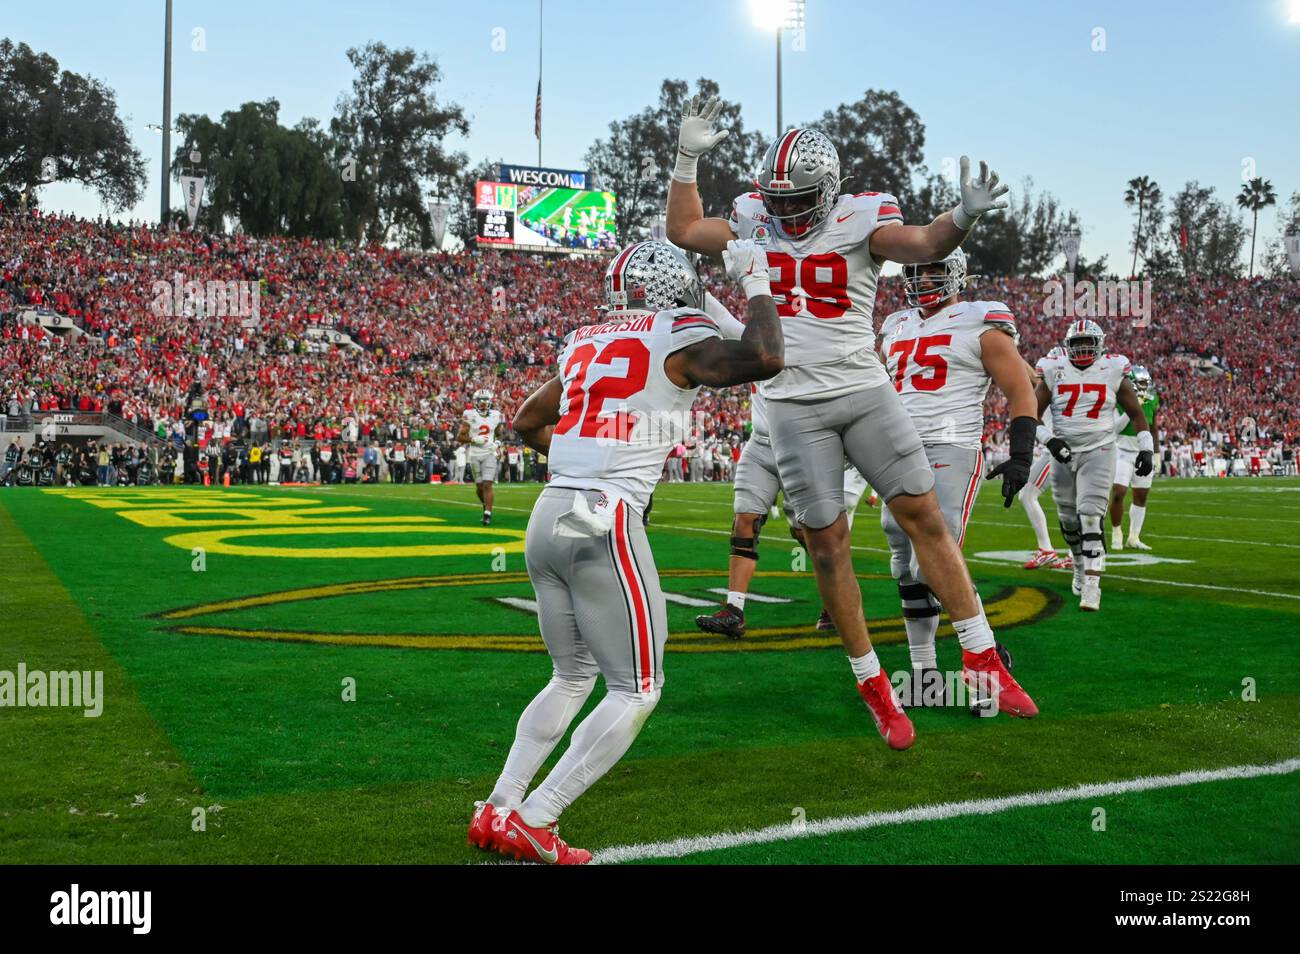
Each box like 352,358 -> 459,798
468,800 -> 502,851
1023,548 -> 1057,569
858,672 -> 916,750
1051,554 -> 1074,570
496,810 -> 591,865
962,647 -> 1039,718
695,602 -> 745,639
816,609 -> 837,632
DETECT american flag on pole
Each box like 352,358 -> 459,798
534,78 -> 542,140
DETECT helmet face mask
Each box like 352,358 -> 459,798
473,389 -> 493,413
1064,319 -> 1106,368
755,129 -> 841,239
604,241 -> 703,313
903,249 -> 968,309
1130,366 -> 1152,399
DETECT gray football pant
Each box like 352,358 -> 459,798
490,487 -> 665,821
525,487 -> 667,694
880,443 -> 985,586
1051,443 -> 1117,570
768,383 -> 934,529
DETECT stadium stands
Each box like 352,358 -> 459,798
2,210 -> 1296,483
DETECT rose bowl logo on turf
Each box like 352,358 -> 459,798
151,571 -> 1061,654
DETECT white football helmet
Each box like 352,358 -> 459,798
604,241 -> 703,313
473,389 -> 493,413
754,128 -> 841,238
1064,319 -> 1105,368
903,248 -> 968,308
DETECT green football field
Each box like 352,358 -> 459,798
1,478 -> 1297,864
519,186 -> 615,238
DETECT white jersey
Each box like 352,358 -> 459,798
1039,352 -> 1132,454
878,299 -> 1017,449
548,307 -> 719,514
463,407 -> 503,452
729,190 -> 902,400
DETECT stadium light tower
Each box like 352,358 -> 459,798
160,0 -> 174,226
750,0 -> 806,137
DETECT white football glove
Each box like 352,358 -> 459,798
722,239 -> 771,300
952,155 -> 1010,230
673,95 -> 730,184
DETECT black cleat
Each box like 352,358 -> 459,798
695,603 -> 746,639
900,667 -> 952,709
481,512 -> 492,526
996,641 -> 1014,674
815,609 -> 837,632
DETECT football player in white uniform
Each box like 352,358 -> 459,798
1021,347 -> 1074,569
668,96 -> 1029,741
457,389 -> 506,525
877,248 -> 1039,712
1036,320 -> 1154,611
1110,365 -> 1159,550
468,239 -> 783,864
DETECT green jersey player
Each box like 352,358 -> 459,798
1110,365 -> 1159,550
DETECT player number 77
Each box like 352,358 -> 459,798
1057,382 -> 1107,418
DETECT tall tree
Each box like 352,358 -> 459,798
585,79 -> 763,241
331,42 -> 469,247
0,38 -> 145,211
174,101 -> 342,238
1236,177 -> 1277,276
1123,176 -> 1161,277
808,89 -> 925,210
1167,182 -> 1247,278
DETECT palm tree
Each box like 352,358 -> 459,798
1123,176 -> 1161,277
1236,177 -> 1277,276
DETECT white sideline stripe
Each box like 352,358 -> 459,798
592,757 -> 1300,865
662,592 -> 717,608
968,517 -> 1300,550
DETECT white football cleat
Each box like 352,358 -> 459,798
1072,564 -> 1087,596
1079,575 -> 1101,611
1127,537 -> 1152,551
1111,527 -> 1124,551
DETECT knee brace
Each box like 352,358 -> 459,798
731,513 -> 766,561
1080,515 -> 1106,571
898,580 -> 940,619
1058,517 -> 1083,557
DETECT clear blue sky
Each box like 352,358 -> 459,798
11,0 -> 1299,269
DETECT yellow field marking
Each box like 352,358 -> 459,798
163,523 -> 527,559
156,569 -> 1054,654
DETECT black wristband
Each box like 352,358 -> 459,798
1008,415 -> 1037,460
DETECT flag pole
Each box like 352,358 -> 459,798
537,0 -> 543,168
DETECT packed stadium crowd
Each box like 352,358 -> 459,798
1,209 -> 1296,485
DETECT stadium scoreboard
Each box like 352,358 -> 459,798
474,166 -> 617,253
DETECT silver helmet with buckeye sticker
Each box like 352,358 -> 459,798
754,128 -> 841,238
1064,318 -> 1106,368
604,240 -> 703,313
903,247 -> 969,308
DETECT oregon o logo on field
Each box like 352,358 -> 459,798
153,570 -> 1061,654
